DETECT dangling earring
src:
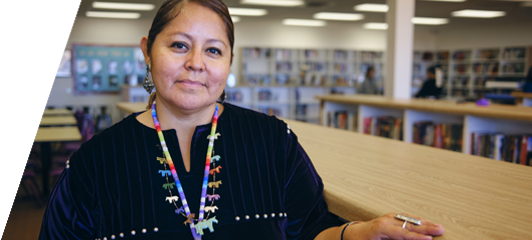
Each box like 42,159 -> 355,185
143,63 -> 155,94
218,89 -> 226,103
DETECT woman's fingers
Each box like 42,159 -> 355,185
387,213 -> 445,237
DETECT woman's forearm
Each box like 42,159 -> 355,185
315,222 -> 368,240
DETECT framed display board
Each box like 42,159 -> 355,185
72,43 -> 146,94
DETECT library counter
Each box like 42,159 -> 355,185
285,119 -> 532,240
316,95 -> 532,122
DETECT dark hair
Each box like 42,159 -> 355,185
365,66 -> 374,78
427,66 -> 436,75
145,0 -> 233,109
147,0 -> 234,56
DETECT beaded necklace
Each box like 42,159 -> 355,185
151,100 -> 219,240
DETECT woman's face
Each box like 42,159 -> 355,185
142,3 -> 232,111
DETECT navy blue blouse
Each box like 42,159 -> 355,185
39,103 -> 342,240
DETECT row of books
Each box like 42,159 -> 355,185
413,122 -> 463,152
471,133 -> 531,166
327,111 -> 358,131
502,47 -> 526,60
243,48 -> 271,59
473,49 -> 499,60
363,116 -> 403,140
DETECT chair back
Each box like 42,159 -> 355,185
81,113 -> 95,142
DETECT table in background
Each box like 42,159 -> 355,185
116,102 -> 147,116
34,126 -> 81,196
42,108 -> 74,116
284,119 -> 532,240
39,116 -> 77,126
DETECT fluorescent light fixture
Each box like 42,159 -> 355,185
231,16 -> 241,23
419,0 -> 466,2
363,22 -> 388,30
354,3 -> 388,12
451,9 -> 506,18
313,12 -> 364,21
240,0 -> 304,7
86,11 -> 140,19
282,18 -> 326,27
92,2 -> 155,11
228,7 -> 267,16
0,8 -> 26,13
412,17 -> 449,25
0,0 -> 22,4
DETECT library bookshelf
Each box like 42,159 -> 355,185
413,46 -> 531,99
317,94 -> 532,163
232,47 -> 384,123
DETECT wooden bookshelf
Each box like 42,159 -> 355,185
317,95 -> 532,160
412,46 -> 531,99
285,118 -> 532,239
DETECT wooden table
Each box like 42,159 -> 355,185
284,119 -> 532,240
34,126 -> 82,195
511,92 -> 532,106
42,108 -> 73,115
39,116 -> 77,126
116,102 -> 147,115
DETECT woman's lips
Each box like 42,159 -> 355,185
176,79 -> 205,87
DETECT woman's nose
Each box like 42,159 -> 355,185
185,48 -> 205,72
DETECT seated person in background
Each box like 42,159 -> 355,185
358,66 -> 379,95
415,66 -> 442,99
523,66 -> 532,93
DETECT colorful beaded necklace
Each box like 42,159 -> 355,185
151,100 -> 219,240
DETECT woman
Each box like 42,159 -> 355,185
39,0 -> 444,239
358,66 -> 379,95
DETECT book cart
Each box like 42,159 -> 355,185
317,94 -> 532,164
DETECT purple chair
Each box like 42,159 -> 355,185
0,168 -> 43,207
20,159 -> 43,207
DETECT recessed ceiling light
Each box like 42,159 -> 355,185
363,22 -> 388,30
313,12 -> 364,21
240,0 -> 304,7
231,16 -> 241,23
86,11 -> 141,19
0,0 -> 22,4
412,17 -> 449,25
282,18 -> 326,27
228,7 -> 267,16
92,2 -> 155,11
0,8 -> 26,13
451,9 -> 506,18
354,3 -> 389,12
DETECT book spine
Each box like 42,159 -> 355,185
520,135 -> 528,165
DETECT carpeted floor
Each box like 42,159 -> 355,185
2,179 -> 47,240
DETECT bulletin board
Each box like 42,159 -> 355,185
72,43 -> 146,94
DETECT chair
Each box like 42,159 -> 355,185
52,114 -> 94,165
0,168 -> 43,207
20,158 -> 43,207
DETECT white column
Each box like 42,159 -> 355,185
385,0 -> 415,99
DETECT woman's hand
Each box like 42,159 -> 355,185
345,213 -> 444,240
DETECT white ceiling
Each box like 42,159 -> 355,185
76,0 -> 532,30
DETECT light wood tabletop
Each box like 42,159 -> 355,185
39,116 -> 77,126
34,126 -> 82,142
316,95 -> 532,122
116,102 -> 147,115
284,119 -> 532,240
42,108 -> 73,115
